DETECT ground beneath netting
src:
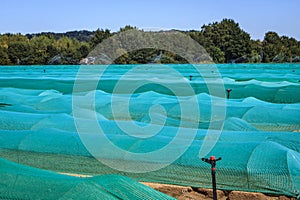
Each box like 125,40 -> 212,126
61,173 -> 297,199
142,182 -> 297,200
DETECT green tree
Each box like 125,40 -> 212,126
0,35 -> 9,49
0,46 -> 11,65
187,31 -> 224,63
54,36 -> 82,63
7,33 -> 28,43
5,34 -> 30,64
77,42 -> 90,58
119,25 -> 137,32
250,40 -> 263,63
46,44 -> 59,61
27,35 -> 54,64
90,29 -> 111,48
279,36 -> 299,62
8,42 -> 30,64
201,19 -> 252,63
262,31 -> 281,62
114,48 -> 129,64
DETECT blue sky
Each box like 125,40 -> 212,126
1,0 -> 300,40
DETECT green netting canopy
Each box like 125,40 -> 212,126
0,158 -> 174,199
0,64 -> 300,199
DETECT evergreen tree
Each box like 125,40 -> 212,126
262,31 -> 281,62
0,46 -> 11,65
90,29 -> 111,48
201,19 -> 252,63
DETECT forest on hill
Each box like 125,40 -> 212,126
0,19 -> 300,65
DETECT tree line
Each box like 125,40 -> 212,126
1,19 -> 300,65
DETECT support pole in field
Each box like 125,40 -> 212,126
226,88 -> 232,99
202,156 -> 222,200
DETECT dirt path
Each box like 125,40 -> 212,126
142,182 -> 297,200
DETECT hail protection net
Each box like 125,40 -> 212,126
0,158 -> 173,199
0,63 -> 300,198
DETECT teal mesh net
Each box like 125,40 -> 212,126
0,64 -> 300,198
0,158 -> 173,199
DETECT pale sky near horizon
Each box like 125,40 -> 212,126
1,0 -> 300,40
